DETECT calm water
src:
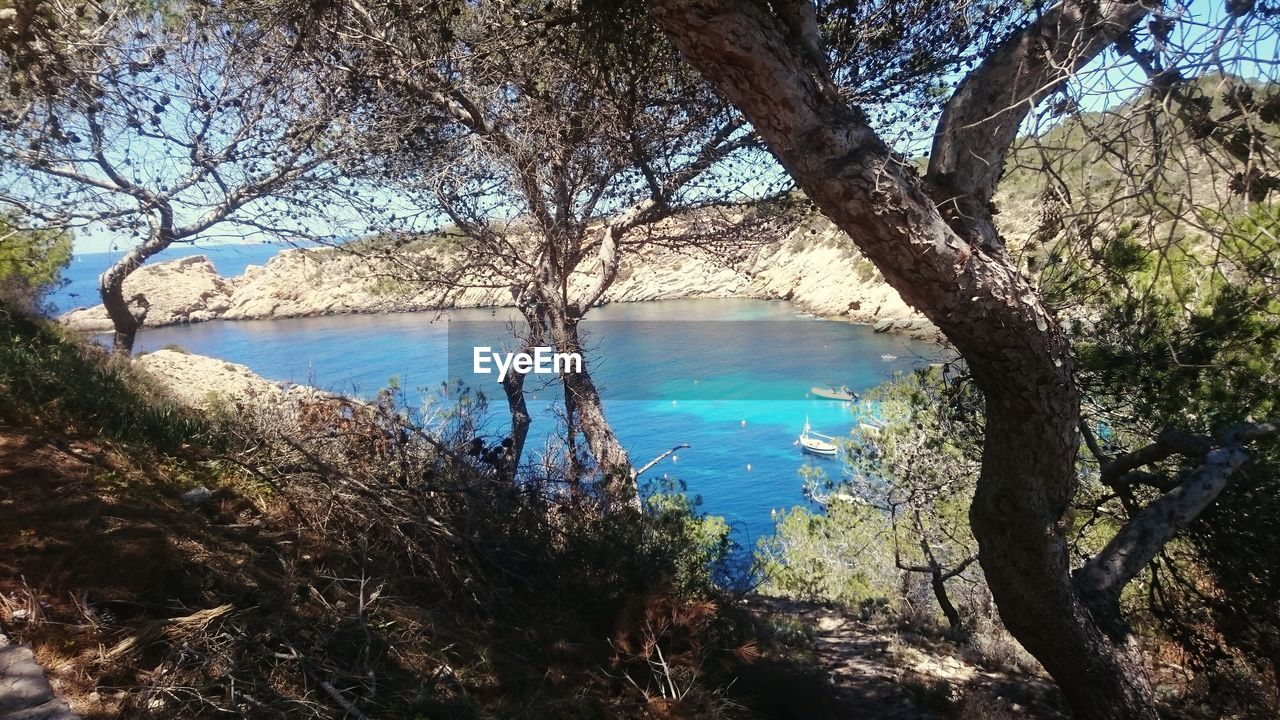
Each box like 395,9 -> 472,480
130,299 -> 946,545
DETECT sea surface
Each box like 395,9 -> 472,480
126,297 -> 947,547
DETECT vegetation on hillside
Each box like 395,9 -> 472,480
0,214 -> 71,310
3,1 -> 1280,718
0,301 -> 847,718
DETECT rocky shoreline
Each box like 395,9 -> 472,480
60,216 -> 938,340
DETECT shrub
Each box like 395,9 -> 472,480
0,216 -> 72,312
0,304 -> 213,449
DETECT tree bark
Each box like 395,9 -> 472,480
929,567 -> 963,635
499,365 -> 532,481
545,309 -> 638,507
98,238 -> 166,357
647,1 -> 1158,716
99,269 -> 143,357
497,303 -> 549,482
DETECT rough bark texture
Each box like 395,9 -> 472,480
927,0 -> 1152,249
99,270 -> 142,357
500,364 -> 532,482
98,235 -> 168,356
546,311 -> 638,506
929,567 -> 963,634
647,0 -> 1158,716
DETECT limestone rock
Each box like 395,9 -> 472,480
134,350 -> 341,419
60,218 -> 939,340
134,349 -> 288,411
59,256 -> 235,332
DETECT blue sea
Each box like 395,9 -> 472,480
121,294 -> 946,546
57,244 -> 946,545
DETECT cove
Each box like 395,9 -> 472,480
131,298 -> 946,545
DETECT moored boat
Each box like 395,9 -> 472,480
811,385 -> 857,402
798,420 -> 839,456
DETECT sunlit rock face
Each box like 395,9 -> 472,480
61,217 -> 936,340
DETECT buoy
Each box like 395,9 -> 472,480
672,400 -> 677,406
746,463 -> 752,471
740,419 -> 747,427
671,455 -> 678,463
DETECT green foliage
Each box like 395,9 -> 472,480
1075,202 -> 1279,431
982,71 -> 1280,702
758,497 -> 895,607
0,215 -> 72,306
0,304 -> 212,450
840,367 -> 981,583
759,368 -> 986,626
644,479 -> 734,596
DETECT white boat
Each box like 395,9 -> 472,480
811,385 -> 857,402
880,353 -> 897,361
798,420 -> 839,456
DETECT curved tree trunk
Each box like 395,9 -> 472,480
98,224 -> 172,357
648,1 -> 1158,716
499,367 -> 532,481
99,251 -> 154,357
497,304 -> 549,482
929,567 -> 963,636
99,272 -> 143,357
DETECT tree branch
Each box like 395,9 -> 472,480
1077,420 -> 1279,601
926,0 -> 1154,249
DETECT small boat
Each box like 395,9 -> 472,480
880,353 -> 898,361
798,420 -> 840,457
811,385 -> 857,402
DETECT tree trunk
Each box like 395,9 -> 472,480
647,1 -> 1158,716
499,367 -> 531,482
99,259 -> 147,357
562,378 -> 584,489
929,568 -> 963,636
97,230 -> 170,357
545,310 -> 637,507
497,304 -> 549,482
976,422 -> 1155,718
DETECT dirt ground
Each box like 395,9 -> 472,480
1,423 -> 1071,720
0,426 -> 288,718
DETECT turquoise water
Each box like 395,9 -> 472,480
130,299 -> 946,545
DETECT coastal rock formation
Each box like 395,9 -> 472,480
746,219 -> 929,333
61,217 -> 938,338
134,349 -> 339,414
59,256 -> 236,332
134,350 -> 289,411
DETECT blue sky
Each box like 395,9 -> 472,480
67,0 -> 1277,255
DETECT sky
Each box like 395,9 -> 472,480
65,0 -> 1278,256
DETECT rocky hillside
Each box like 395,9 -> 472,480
60,216 -> 938,339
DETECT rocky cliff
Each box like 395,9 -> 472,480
61,216 -> 937,338
59,255 -> 237,333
